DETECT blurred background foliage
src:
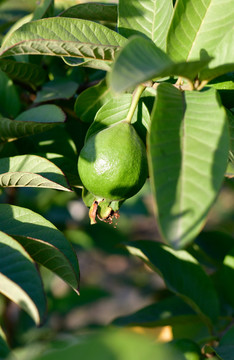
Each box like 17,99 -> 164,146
0,0 -> 233,359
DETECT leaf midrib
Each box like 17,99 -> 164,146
0,38 -> 123,59
3,34 -> 124,50
0,171 -> 71,189
176,92 -> 187,245
186,0 -> 212,61
9,234 -> 79,282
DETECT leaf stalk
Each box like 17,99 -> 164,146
125,84 -> 146,124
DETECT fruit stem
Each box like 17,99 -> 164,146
197,79 -> 208,91
125,84 -> 146,124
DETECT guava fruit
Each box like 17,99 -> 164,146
78,121 -> 148,223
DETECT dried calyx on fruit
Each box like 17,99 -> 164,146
78,121 -> 148,224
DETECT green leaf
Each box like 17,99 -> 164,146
32,329 -> 185,360
141,87 -> 157,114
44,153 -> 82,188
59,3 -> 117,23
0,154 -> 71,191
226,162 -> 234,178
200,27 -> 234,81
74,79 -> 112,123
226,109 -> 234,178
15,104 -> 65,123
14,125 -> 77,160
0,58 -> 46,87
195,231 -> 234,265
60,57 -> 84,67
109,36 -> 210,93
205,328 -> 234,360
172,321 -> 210,346
126,240 -> 219,327
220,326 -> 234,346
0,69 -> 20,118
32,0 -> 54,21
206,73 -> 234,91
0,204 -> 80,292
113,295 -> 198,327
148,84 -> 229,248
206,74 -> 234,111
0,18 -> 127,64
213,347 -> 234,360
85,94 -> 150,144
167,0 -> 234,62
34,79 -> 78,103
62,57 -> 112,71
204,345 -> 232,360
118,0 -> 173,51
1,12 -> 32,46
0,231 -> 46,325
0,4 -> 31,36
171,339 -> 202,359
218,247 -> 234,308
14,233 -> 80,295
0,105 -> 66,141
0,326 -> 10,359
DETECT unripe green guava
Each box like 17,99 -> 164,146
78,121 -> 148,202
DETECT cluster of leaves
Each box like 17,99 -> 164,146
0,0 -> 233,359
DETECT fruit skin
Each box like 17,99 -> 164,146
78,121 -> 148,202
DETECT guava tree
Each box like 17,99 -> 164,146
0,0 -> 233,359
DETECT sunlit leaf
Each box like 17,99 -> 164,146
118,0 -> 173,51
74,79 -> 112,123
0,154 -> 71,191
85,94 -> 150,144
0,204 -> 80,292
200,27 -> 234,81
149,84 -> 229,248
0,18 -> 127,64
109,36 -> 210,93
167,0 -> 234,63
59,3 -> 117,23
206,73 -> 234,91
0,231 -> 46,324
